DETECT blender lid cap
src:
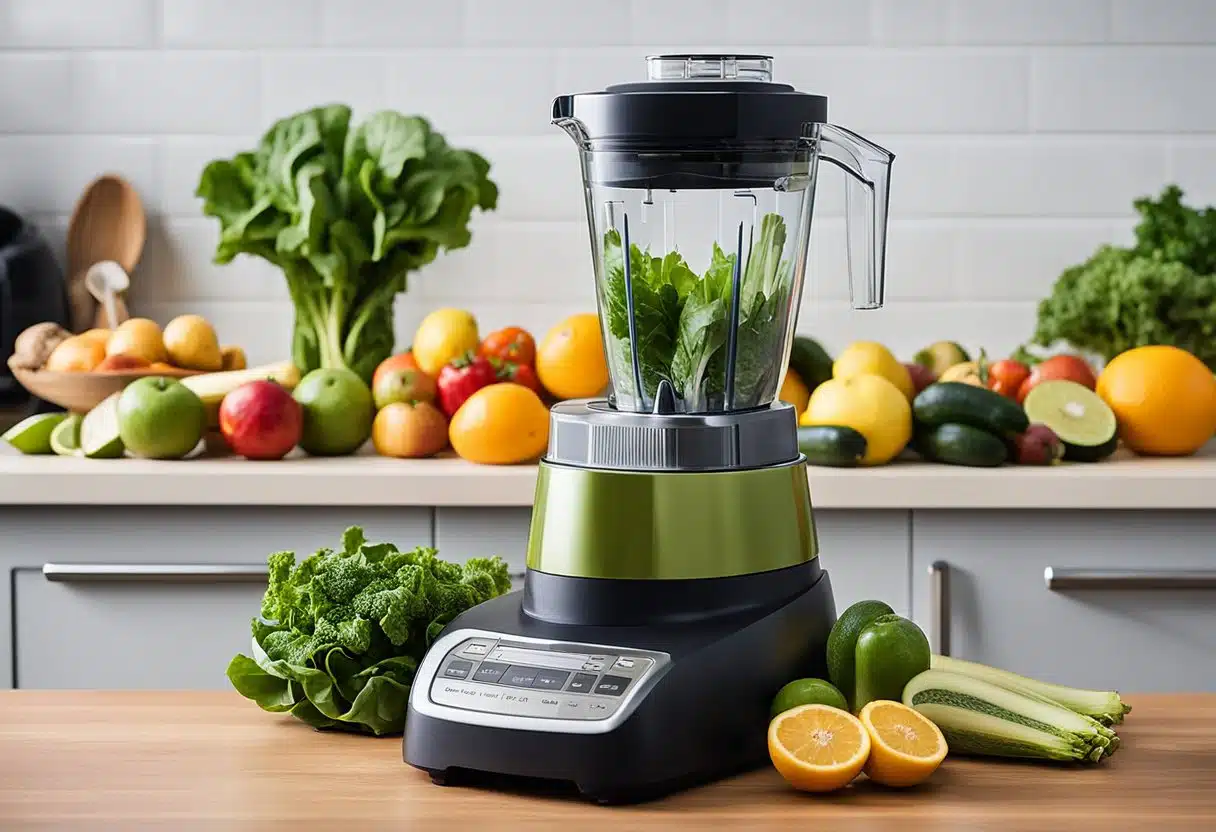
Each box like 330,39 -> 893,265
552,54 -> 827,146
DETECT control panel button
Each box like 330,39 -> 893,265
613,657 -> 636,671
442,659 -> 473,680
532,669 -> 570,690
461,640 -> 494,656
594,675 -> 630,697
432,682 -> 503,713
566,672 -> 597,693
581,661 -> 605,672
471,661 -> 510,683
502,666 -> 538,688
588,702 -> 611,715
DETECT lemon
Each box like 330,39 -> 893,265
834,341 -> 914,400
2,412 -> 67,454
163,315 -> 222,371
768,704 -> 871,793
859,700 -> 948,787
801,374 -> 912,465
778,368 -> 811,416
413,308 -> 480,375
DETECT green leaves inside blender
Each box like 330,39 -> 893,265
604,212 -> 792,410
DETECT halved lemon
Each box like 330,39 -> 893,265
767,703 -> 870,792
859,700 -> 948,787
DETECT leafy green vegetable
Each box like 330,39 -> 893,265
226,526 -> 511,736
1021,185 -> 1216,370
604,213 -> 793,410
197,105 -> 498,383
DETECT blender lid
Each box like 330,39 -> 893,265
552,54 -> 828,147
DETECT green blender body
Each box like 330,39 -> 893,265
405,54 -> 894,803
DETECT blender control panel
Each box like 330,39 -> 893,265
429,637 -> 658,721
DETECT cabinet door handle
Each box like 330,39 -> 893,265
928,561 -> 951,657
1044,568 -> 1216,591
43,564 -> 269,583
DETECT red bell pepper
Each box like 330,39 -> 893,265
437,352 -> 499,417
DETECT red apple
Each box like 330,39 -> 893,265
903,362 -> 936,395
218,380 -> 304,460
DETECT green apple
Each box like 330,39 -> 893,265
292,368 -> 374,456
117,377 -> 207,459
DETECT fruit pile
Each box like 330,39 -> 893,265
767,599 -> 1130,794
784,337 -> 1216,468
13,315 -> 245,375
369,309 -> 608,464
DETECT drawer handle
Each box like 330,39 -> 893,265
929,561 -> 951,657
1044,568 -> 1216,591
43,564 -> 269,583
43,564 -> 529,584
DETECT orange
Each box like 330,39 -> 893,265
44,335 -> 106,372
858,700 -> 947,787
536,313 -> 608,400
767,704 -> 870,793
1096,346 -> 1216,456
779,368 -> 811,416
106,318 -> 168,365
448,383 -> 550,465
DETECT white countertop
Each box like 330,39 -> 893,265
2,443 -> 1215,509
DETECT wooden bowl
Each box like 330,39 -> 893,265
9,361 -> 203,413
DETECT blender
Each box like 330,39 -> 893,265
404,54 -> 893,804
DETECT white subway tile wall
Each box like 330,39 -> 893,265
0,0 -> 1212,363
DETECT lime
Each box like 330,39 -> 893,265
853,614 -> 931,714
2,412 -> 67,454
81,393 -> 125,459
771,678 -> 848,717
826,599 -> 895,711
50,413 -> 83,456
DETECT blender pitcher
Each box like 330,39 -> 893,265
554,54 -> 894,413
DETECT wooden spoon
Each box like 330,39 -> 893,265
66,174 -> 146,332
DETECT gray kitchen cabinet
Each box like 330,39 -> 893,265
2,507 -> 432,690
435,508 -> 911,615
911,510 -> 1216,692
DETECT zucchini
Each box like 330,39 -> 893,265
913,423 -> 1007,467
903,669 -> 1118,764
797,425 -> 867,468
788,336 -> 834,393
1021,380 -> 1118,463
913,381 -> 1030,436
930,655 -> 1130,726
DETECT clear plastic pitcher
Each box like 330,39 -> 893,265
554,55 -> 894,414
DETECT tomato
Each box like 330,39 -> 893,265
986,359 -> 1031,399
436,352 -> 499,418
481,326 -> 536,367
372,351 -> 422,391
496,361 -> 544,397
1017,354 -> 1097,404
449,383 -> 550,465
372,401 -> 448,459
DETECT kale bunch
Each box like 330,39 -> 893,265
227,526 -> 511,736
1024,185 -> 1216,369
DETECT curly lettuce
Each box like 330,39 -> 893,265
227,526 -> 511,736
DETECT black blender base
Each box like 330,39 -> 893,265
404,567 -> 836,804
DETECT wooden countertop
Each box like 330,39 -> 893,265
3,442 -> 1216,509
0,692 -> 1212,830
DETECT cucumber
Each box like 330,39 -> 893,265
913,381 -> 1029,436
914,423 -> 1007,467
797,425 -> 866,468
903,669 -> 1119,764
1021,380 -> 1118,463
788,336 -> 833,393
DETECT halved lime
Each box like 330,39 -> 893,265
2,412 -> 67,454
81,393 -> 125,459
1022,380 -> 1118,463
771,678 -> 849,717
50,413 -> 83,456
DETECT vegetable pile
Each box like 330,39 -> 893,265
1022,185 -> 1216,370
603,213 -> 792,411
197,105 -> 499,384
226,526 -> 511,735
